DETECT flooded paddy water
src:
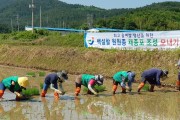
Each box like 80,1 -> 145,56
0,65 -> 180,120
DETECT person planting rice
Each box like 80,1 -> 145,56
112,71 -> 136,94
41,70 -> 68,99
0,76 -> 29,100
175,59 -> 180,91
74,74 -> 104,96
137,68 -> 168,93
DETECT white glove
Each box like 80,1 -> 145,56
15,92 -> 22,97
93,92 -> 98,96
55,89 -> 61,94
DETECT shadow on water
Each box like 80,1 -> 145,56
60,95 -> 75,100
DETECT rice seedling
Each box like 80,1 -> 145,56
83,85 -> 106,93
22,87 -> 40,96
142,84 -> 149,91
40,83 -> 43,89
38,71 -> 46,77
26,72 -> 36,77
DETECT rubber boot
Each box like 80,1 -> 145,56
75,87 -> 81,96
0,90 -> 4,98
149,84 -> 155,92
122,87 -> 126,94
176,81 -> 180,91
138,82 -> 145,92
112,85 -> 117,94
54,92 -> 59,99
41,90 -> 47,97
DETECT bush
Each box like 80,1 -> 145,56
12,31 -> 38,40
0,34 -> 9,40
35,29 -> 49,36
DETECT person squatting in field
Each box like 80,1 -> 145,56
175,59 -> 180,91
75,74 -> 104,96
0,76 -> 29,100
112,71 -> 136,94
137,68 -> 168,93
41,70 -> 68,99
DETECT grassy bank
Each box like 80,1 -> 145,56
0,31 -> 179,85
0,45 -> 179,84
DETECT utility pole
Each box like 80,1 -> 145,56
40,6 -> 42,28
46,15 -> 49,27
16,14 -> 19,32
11,18 -> 13,32
87,14 -> 93,29
29,0 -> 35,33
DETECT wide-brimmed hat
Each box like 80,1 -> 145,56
18,77 -> 29,88
57,70 -> 68,80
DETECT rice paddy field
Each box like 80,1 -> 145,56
0,65 -> 179,120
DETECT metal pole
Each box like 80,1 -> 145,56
16,14 -> 19,32
11,18 -> 13,32
40,6 -> 42,28
32,0 -> 34,33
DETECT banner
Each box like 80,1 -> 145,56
84,31 -> 180,50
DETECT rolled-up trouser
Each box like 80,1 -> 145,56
75,82 -> 81,96
41,83 -> 49,97
52,83 -> 59,98
149,84 -> 155,92
112,80 -> 125,93
176,80 -> 180,91
0,83 -> 6,98
176,72 -> 180,90
75,75 -> 82,96
146,78 -> 157,92
41,83 -> 58,97
178,71 -> 180,81
139,76 -> 157,92
138,77 -> 146,92
112,80 -> 118,94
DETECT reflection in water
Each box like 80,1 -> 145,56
0,101 -> 27,120
0,91 -> 179,120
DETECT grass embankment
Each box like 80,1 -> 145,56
0,31 -> 179,85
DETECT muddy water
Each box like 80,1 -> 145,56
0,65 -> 180,120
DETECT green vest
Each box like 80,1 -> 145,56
81,74 -> 95,87
2,76 -> 21,91
113,71 -> 128,83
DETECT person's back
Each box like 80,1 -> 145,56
142,68 -> 162,81
113,71 -> 128,83
81,74 -> 95,87
44,73 -> 58,85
